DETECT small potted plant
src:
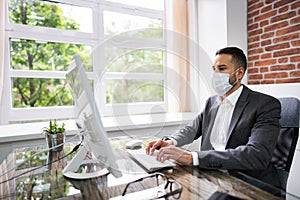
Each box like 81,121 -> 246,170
42,119 -> 66,151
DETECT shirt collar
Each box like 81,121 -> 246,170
226,85 -> 243,106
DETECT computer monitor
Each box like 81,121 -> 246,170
63,54 -> 122,179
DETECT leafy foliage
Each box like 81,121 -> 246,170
42,119 -> 65,135
9,0 -> 88,108
9,0 -> 164,111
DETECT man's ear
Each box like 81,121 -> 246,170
237,67 -> 245,80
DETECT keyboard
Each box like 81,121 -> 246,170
127,149 -> 176,172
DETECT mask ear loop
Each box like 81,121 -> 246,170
230,67 -> 243,87
229,70 -> 238,87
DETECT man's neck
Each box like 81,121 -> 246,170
224,82 -> 242,98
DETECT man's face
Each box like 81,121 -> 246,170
212,54 -> 237,85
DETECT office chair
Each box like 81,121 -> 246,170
271,97 -> 300,190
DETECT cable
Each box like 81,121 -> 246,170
0,142 -> 81,200
0,142 -> 81,185
0,141 -> 82,185
0,134 -> 80,178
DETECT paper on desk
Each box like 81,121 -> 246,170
107,173 -> 147,187
107,158 -> 148,187
110,187 -> 165,200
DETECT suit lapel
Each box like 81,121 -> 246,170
226,87 -> 249,143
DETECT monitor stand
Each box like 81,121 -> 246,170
62,145 -> 110,179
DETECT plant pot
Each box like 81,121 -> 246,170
46,132 -> 65,152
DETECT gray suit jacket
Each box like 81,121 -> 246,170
170,85 -> 281,187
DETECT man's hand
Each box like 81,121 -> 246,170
145,139 -> 172,155
156,146 -> 193,165
145,139 -> 193,165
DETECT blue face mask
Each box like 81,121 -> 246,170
212,71 -> 237,96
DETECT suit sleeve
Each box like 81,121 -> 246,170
169,98 -> 214,147
169,112 -> 203,147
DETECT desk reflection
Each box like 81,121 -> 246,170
0,139 -> 289,200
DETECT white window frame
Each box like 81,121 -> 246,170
1,0 -> 167,124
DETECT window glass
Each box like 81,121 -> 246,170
12,78 -> 73,108
8,0 -> 93,33
106,0 -> 164,10
3,0 -> 167,123
105,48 -> 163,73
10,38 -> 92,71
104,11 -> 163,38
106,80 -> 164,104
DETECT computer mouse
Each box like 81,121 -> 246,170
125,139 -> 143,149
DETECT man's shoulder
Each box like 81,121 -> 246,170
242,85 -> 280,104
206,95 -> 219,105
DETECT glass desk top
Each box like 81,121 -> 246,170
0,137 -> 298,200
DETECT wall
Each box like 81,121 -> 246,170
197,0 -> 248,107
247,0 -> 300,84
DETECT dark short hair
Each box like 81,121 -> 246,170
215,47 -> 247,71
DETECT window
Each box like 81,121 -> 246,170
2,0 -> 166,124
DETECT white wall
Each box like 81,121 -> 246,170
196,0 -> 248,111
184,0 -> 248,152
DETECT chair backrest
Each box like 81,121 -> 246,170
271,97 -> 300,172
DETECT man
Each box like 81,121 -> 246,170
146,47 -> 281,187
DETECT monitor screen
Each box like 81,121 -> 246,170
63,54 -> 122,179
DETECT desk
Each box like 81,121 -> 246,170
0,137 -> 293,200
